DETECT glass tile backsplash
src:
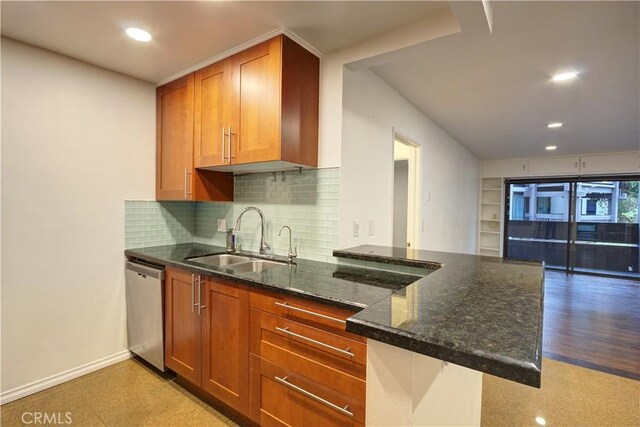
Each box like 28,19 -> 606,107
124,201 -> 195,248
125,168 -> 340,262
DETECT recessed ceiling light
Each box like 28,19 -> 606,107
126,27 -> 152,42
552,71 -> 578,82
547,122 -> 563,128
535,416 -> 547,425
545,145 -> 557,151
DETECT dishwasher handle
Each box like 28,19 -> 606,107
126,262 -> 165,280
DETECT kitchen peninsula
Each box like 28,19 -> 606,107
125,242 -> 543,426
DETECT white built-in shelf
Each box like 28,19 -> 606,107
478,177 -> 504,257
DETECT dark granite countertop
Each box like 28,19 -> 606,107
333,245 -> 544,388
125,243 -> 419,312
125,242 -> 543,388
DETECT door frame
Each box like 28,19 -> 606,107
392,128 -> 421,249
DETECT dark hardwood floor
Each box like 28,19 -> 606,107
543,270 -> 640,380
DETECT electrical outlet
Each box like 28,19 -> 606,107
368,219 -> 375,236
217,219 -> 227,232
353,220 -> 360,237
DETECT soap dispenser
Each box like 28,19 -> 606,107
225,228 -> 236,252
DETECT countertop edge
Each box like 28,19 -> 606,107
333,249 -> 442,270
346,317 -> 542,388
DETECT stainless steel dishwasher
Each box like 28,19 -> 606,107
125,260 -> 165,371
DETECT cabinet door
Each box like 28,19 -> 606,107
580,152 -> 640,174
156,74 -> 194,200
482,159 -> 529,178
249,355 -> 365,427
165,268 -> 201,386
194,60 -> 232,168
230,36 -> 281,164
528,156 -> 580,176
201,277 -> 250,413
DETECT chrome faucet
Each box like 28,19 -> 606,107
235,207 -> 271,255
278,225 -> 297,263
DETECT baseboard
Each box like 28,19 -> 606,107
0,350 -> 132,405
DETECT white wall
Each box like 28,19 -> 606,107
1,38 -> 155,396
316,10 -> 461,169
340,68 -> 479,253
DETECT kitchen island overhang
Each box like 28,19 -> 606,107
334,245 -> 544,389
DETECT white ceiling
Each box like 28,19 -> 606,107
0,1 -> 449,83
372,1 -> 640,160
2,1 -> 637,161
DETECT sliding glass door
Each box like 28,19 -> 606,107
505,177 -> 639,278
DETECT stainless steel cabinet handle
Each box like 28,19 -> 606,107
275,376 -> 353,418
191,274 -> 195,313
198,276 -> 206,314
228,126 -> 235,160
221,126 -> 226,163
275,301 -> 346,325
184,168 -> 192,199
275,326 -> 354,358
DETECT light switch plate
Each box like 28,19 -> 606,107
368,219 -> 375,236
217,219 -> 227,232
353,220 -> 360,237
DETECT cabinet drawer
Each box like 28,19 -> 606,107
250,354 -> 365,427
250,290 -> 365,342
250,309 -> 366,390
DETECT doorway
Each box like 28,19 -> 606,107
392,134 -> 419,248
504,176 -> 640,278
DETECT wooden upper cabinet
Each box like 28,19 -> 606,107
194,61 -> 232,168
157,74 -> 234,201
158,34 -> 318,192
196,34 -> 319,170
156,74 -> 194,200
231,36 -> 282,165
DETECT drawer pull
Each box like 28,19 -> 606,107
275,375 -> 354,418
275,326 -> 355,358
275,301 -> 346,325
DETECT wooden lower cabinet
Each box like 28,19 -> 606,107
201,277 -> 250,414
165,270 -> 366,425
165,268 -> 201,386
164,268 -> 250,414
248,290 -> 366,426
249,309 -> 366,395
250,355 -> 365,427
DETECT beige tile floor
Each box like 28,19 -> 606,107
1,357 -> 639,426
0,360 -> 236,427
482,358 -> 640,427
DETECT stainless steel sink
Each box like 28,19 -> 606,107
186,253 -> 285,272
227,259 -> 284,273
187,254 -> 251,267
